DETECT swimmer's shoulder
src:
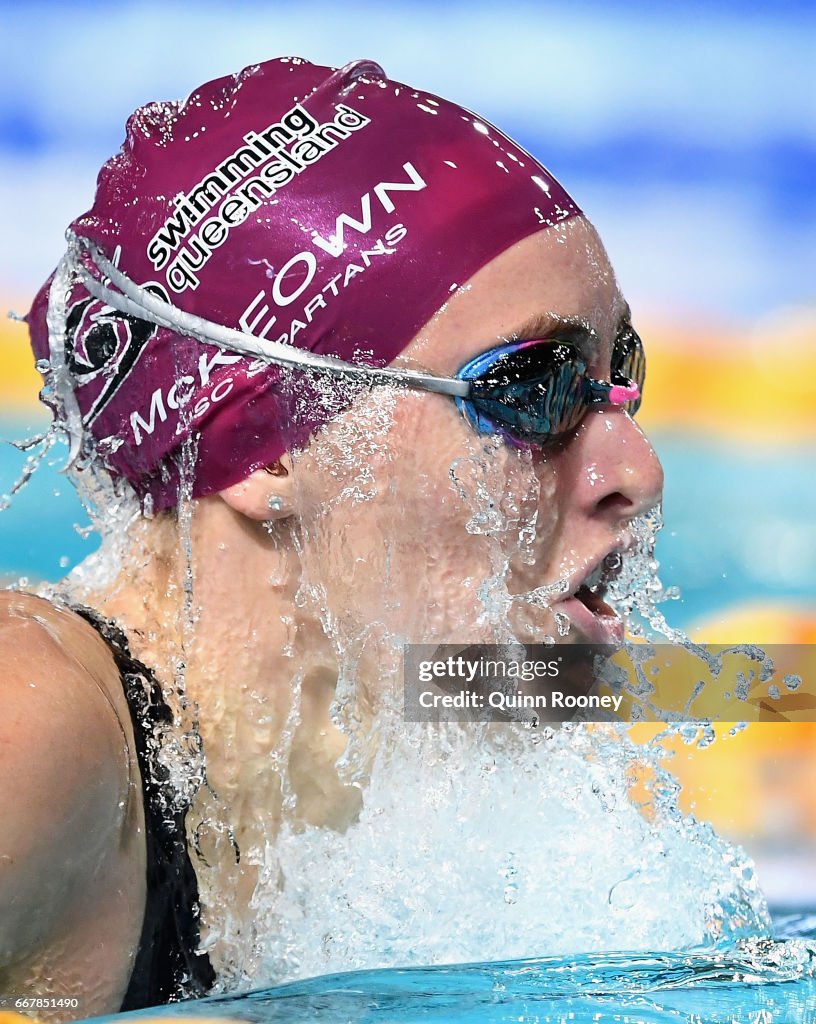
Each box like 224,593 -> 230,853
0,589 -> 141,809
0,589 -> 143,734
0,590 -> 145,999
0,585 -> 135,716
1,589 -> 128,691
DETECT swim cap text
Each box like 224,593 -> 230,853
146,102 -> 371,293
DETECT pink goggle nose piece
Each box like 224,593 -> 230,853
608,382 -> 640,406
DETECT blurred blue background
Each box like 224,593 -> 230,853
2,0 -> 815,314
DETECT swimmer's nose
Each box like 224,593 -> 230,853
563,405 -> 664,525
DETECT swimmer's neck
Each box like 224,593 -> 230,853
78,495 -> 356,830
91,496 -> 309,675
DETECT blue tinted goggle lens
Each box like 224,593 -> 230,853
455,333 -> 645,445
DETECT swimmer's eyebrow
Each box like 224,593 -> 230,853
505,302 -> 634,356
503,312 -> 600,359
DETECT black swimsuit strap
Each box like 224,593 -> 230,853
71,605 -> 215,1010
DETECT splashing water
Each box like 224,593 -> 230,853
32,261 -> 213,824
172,383 -> 776,993
246,721 -> 770,985
605,504 -> 683,642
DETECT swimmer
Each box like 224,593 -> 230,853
0,57 -> 662,1017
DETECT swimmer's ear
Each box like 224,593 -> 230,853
218,454 -> 295,521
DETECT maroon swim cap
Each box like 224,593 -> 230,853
27,57 -> 581,511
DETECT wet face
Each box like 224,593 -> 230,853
289,217 -> 663,649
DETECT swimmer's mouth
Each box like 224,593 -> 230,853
573,550 -> 624,618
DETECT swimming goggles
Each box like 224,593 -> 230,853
73,237 -> 643,449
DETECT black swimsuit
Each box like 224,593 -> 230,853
73,607 -> 215,1010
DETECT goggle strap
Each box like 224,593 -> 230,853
71,236 -> 471,398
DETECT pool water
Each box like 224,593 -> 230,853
86,913 -> 816,1024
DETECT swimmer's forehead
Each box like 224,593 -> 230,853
402,295 -> 633,375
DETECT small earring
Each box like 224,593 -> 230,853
267,495 -> 284,513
